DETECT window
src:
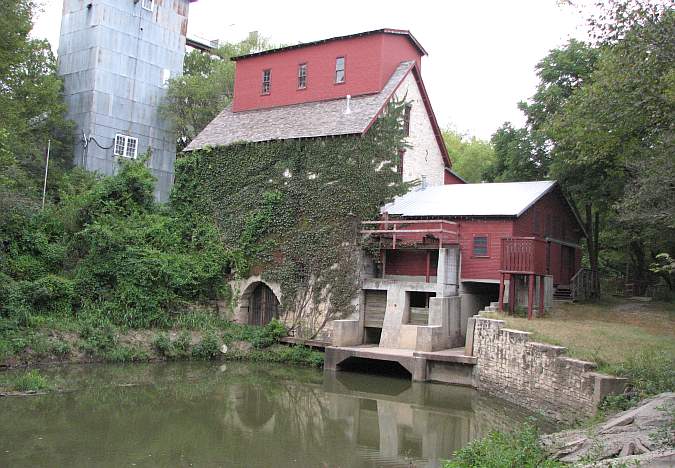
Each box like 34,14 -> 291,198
297,63 -> 307,89
113,134 -> 138,159
261,69 -> 271,95
161,68 -> 171,87
472,235 -> 489,257
335,57 -> 345,83
403,104 -> 412,137
141,0 -> 154,11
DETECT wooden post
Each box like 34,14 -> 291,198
425,250 -> 431,283
528,274 -> 535,320
381,250 -> 387,277
508,275 -> 516,315
498,272 -> 505,312
539,275 -> 545,317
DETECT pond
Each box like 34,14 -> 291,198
0,362 -> 553,467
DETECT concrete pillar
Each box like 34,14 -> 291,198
429,296 -> 463,348
437,246 -> 460,297
379,286 -> 408,348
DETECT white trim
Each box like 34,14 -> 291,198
141,0 -> 154,12
113,134 -> 138,159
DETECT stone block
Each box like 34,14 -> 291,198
331,319 -> 362,347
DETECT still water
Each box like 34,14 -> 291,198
0,362 -> 553,467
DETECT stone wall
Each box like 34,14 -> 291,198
469,317 -> 626,421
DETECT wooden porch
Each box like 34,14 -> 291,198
498,237 -> 548,319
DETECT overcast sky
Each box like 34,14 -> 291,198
33,0 -> 590,140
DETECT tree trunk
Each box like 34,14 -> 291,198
585,203 -> 601,298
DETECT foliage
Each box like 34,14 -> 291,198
222,319 -> 287,349
8,369 -> 50,392
0,0 -> 74,206
443,424 -> 563,468
227,346 -> 324,368
192,331 -> 221,360
1,159 -> 232,329
441,129 -> 495,182
161,33 -> 273,151
607,348 -> 675,402
484,123 -> 547,182
174,103 -> 411,337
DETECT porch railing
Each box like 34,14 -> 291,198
360,219 -> 459,248
500,237 -> 548,275
571,268 -> 597,301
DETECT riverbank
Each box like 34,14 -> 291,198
0,310 -> 324,390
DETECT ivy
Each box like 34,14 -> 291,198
173,101 -> 413,338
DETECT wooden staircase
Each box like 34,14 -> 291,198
553,285 -> 573,302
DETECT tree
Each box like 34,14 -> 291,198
161,33 -> 272,151
442,129 -> 495,183
549,1 -> 674,294
483,123 -> 546,182
0,0 -> 74,204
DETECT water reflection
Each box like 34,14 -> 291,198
0,363 -> 553,467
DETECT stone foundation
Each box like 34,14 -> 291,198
469,317 -> 627,421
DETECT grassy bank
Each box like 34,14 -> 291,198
0,309 -> 324,378
484,298 -> 674,409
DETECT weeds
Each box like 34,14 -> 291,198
9,370 -> 51,392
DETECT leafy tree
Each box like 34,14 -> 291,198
484,123 -> 547,182
549,1 -> 674,293
161,33 -> 272,151
442,129 -> 495,183
0,0 -> 74,204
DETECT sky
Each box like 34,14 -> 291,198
32,0 -> 590,140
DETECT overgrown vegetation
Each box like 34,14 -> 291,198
0,369 -> 50,392
175,104 -> 412,338
443,424 -> 563,468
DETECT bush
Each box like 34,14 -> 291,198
103,345 -> 149,363
153,331 -> 193,360
11,370 -> 50,392
443,424 -> 563,468
192,332 -> 221,360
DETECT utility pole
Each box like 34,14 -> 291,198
41,139 -> 51,210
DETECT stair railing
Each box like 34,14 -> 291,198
570,268 -> 597,301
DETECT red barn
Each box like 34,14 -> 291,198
186,28 -> 586,348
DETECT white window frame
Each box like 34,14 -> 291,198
161,68 -> 171,87
114,134 -> 138,159
335,57 -> 345,84
141,0 -> 154,12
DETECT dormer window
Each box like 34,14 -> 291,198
261,69 -> 271,95
141,0 -> 154,11
335,57 -> 345,83
297,63 -> 307,89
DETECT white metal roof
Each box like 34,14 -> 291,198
383,181 -> 557,217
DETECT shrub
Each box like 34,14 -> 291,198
11,370 -> 50,392
443,424 -> 563,468
103,345 -> 149,363
192,332 -> 221,360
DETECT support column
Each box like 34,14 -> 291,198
425,250 -> 431,283
498,272 -> 505,312
508,274 -> 516,315
437,246 -> 460,297
538,275 -> 545,317
528,274 -> 535,320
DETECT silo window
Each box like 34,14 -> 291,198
142,0 -> 154,11
114,134 -> 138,159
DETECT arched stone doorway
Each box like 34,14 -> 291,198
248,282 -> 280,326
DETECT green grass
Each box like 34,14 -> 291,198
443,424 -> 563,468
5,370 -> 51,392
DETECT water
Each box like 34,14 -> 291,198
0,362 -> 553,467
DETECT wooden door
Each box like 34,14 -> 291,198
249,283 -> 279,326
560,246 -> 576,285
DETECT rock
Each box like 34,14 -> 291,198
220,344 -> 228,354
229,341 -> 252,353
542,393 -> 675,465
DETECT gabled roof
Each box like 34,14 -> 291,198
184,61 -> 451,167
231,28 -> 427,61
383,181 -> 558,217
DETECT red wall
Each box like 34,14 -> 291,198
232,33 -> 422,112
458,219 -> 514,281
444,170 -> 465,185
513,190 -> 583,285
385,250 -> 438,277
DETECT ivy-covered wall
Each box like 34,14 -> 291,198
173,104 -> 412,338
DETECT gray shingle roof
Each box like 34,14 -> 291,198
184,61 -> 415,151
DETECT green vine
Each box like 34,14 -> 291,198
173,101 -> 412,338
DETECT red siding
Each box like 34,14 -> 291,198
513,189 -> 584,285
444,170 -> 465,185
458,219 -> 514,281
232,33 -> 423,112
385,250 -> 438,277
